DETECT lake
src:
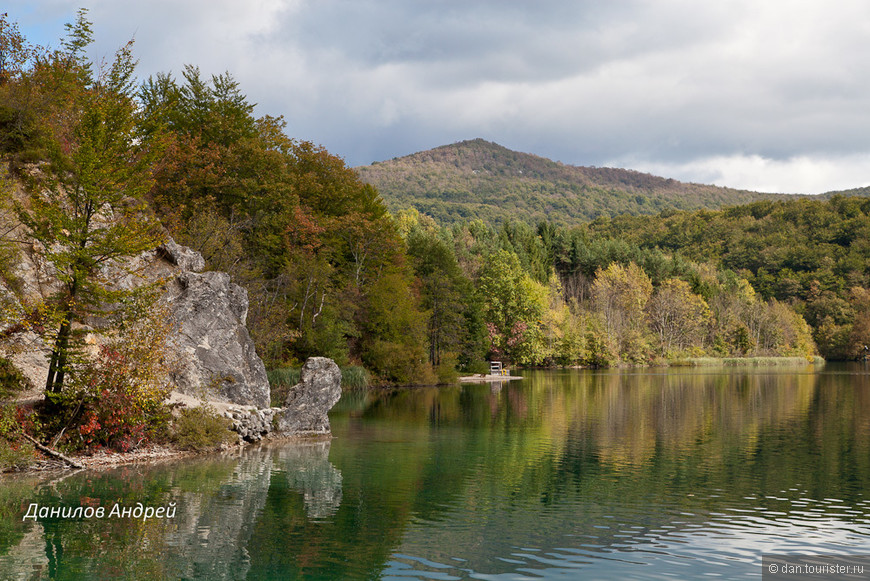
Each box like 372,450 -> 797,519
1,364 -> 869,579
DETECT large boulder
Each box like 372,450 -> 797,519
163,269 -> 270,409
275,357 -> 342,435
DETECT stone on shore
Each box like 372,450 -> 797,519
275,357 -> 342,435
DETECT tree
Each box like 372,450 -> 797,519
591,262 -> 653,361
477,249 -> 548,365
406,224 -> 470,367
843,287 -> 870,360
754,298 -> 815,356
0,12 -> 35,85
14,17 -> 163,395
356,266 -> 431,384
647,278 -> 710,356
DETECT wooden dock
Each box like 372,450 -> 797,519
459,361 -> 521,382
459,373 -> 523,383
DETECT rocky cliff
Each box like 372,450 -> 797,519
163,268 -> 270,409
2,237 -> 271,409
1,233 -> 348,437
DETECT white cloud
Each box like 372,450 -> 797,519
622,153 -> 870,195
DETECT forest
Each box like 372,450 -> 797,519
0,9 -> 866,407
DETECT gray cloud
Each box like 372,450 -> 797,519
8,0 -> 870,193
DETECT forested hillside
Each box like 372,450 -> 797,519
357,139 -> 785,226
582,196 -> 870,359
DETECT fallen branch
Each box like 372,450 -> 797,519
21,433 -> 84,470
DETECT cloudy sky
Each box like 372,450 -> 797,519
7,1 -> 870,194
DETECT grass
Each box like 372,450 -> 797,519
670,356 -> 825,367
267,368 -> 301,388
340,366 -> 370,390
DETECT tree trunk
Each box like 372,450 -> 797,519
45,314 -> 72,394
45,273 -> 79,395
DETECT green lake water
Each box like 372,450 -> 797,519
1,364 -> 870,580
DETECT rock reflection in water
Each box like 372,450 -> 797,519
166,447 -> 274,580
167,440 -> 343,579
0,438 -> 344,581
275,439 -> 342,520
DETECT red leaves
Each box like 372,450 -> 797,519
76,389 -> 148,453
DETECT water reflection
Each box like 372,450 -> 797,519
0,365 -> 868,580
276,440 -> 342,520
165,446 -> 274,580
0,441 -> 344,580
347,366 -> 870,579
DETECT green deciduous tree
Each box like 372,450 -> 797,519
591,262 -> 653,362
406,222 -> 478,368
13,17 -> 163,395
477,249 -> 548,365
0,12 -> 33,84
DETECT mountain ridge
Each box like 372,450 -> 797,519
355,139 -> 839,226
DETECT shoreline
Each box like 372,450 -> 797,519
4,356 -> 827,475
666,355 -> 826,367
4,388 -> 335,476
517,355 -> 827,371
4,431 -> 335,476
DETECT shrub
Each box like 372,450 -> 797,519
171,406 -> 236,451
47,341 -> 173,453
582,329 -> 617,368
0,439 -> 34,472
75,388 -> 158,453
35,294 -> 178,453
435,354 -> 459,385
0,404 -> 35,471
460,359 -> 490,375
365,340 -> 435,385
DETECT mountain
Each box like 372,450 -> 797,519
356,139 -> 788,226
819,184 -> 870,200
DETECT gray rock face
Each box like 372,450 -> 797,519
157,238 -> 206,273
2,231 -> 272,410
163,270 -> 271,409
275,357 -> 342,434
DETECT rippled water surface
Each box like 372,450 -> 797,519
2,364 -> 870,579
